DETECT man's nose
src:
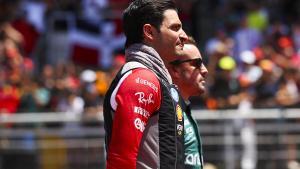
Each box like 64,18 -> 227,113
179,30 -> 188,43
201,66 -> 208,78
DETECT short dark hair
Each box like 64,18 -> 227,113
185,36 -> 197,46
123,0 -> 177,48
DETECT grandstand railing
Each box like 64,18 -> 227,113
1,109 -> 300,169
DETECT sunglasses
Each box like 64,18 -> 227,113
169,58 -> 203,68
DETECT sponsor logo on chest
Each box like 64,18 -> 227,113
134,106 -> 150,118
135,77 -> 158,93
134,118 -> 146,132
135,92 -> 154,105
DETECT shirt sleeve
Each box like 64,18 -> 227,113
106,68 -> 161,169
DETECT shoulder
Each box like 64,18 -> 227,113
119,68 -> 160,93
111,67 -> 162,113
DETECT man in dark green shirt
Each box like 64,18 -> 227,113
168,36 -> 208,168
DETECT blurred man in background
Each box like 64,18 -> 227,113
168,36 -> 208,169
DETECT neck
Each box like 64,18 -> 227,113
182,93 -> 189,101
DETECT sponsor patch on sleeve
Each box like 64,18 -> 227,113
170,88 -> 179,102
176,105 -> 183,122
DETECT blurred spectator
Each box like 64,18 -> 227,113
276,67 -> 300,108
206,41 -> 230,87
266,20 -> 289,50
239,50 -> 262,84
233,16 -> 262,63
79,69 -> 102,125
246,1 -> 269,32
41,64 -> 55,90
0,80 -> 20,114
253,59 -> 281,108
32,80 -> 51,112
0,0 -> 24,114
18,76 -> 37,112
292,22 -> 300,52
66,91 -> 84,116
208,56 -> 240,109
205,28 -> 234,57
95,70 -> 109,96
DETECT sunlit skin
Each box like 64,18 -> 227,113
169,44 -> 208,100
144,9 -> 188,64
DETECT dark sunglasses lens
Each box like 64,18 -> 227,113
170,58 -> 203,67
170,60 -> 179,65
194,59 -> 202,67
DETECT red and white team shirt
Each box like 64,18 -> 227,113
107,68 -> 161,169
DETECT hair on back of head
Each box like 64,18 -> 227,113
185,36 -> 197,46
123,0 -> 177,48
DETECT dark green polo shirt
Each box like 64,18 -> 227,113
183,105 -> 204,169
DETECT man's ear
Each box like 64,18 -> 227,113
143,24 -> 155,41
168,65 -> 181,80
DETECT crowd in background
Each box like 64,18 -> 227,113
0,0 -> 300,119
201,0 -> 300,110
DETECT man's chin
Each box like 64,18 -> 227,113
198,88 -> 206,95
174,49 -> 184,57
176,45 -> 184,50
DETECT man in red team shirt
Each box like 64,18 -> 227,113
103,0 -> 188,168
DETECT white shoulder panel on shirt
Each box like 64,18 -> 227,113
110,61 -> 148,112
121,61 -> 147,75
